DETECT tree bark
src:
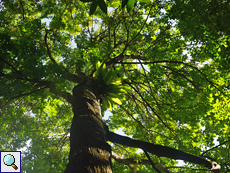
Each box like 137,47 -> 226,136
64,79 -> 112,173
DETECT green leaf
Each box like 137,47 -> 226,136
137,0 -> 149,2
108,84 -> 127,94
104,98 -> 113,111
100,100 -> 107,116
126,0 -> 135,12
108,92 -> 125,100
107,97 -> 118,110
122,0 -> 129,9
110,80 -> 122,85
95,61 -> 107,81
98,0 -> 107,14
90,1 -> 98,15
103,70 -> 114,85
96,61 -> 102,70
111,97 -> 122,105
102,63 -> 107,73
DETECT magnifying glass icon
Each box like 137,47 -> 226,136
3,154 -> 18,170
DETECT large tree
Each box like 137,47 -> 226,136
0,0 -> 229,172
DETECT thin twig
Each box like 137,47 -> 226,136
144,150 -> 161,173
0,57 -> 24,77
44,29 -> 56,63
200,139 -> 230,157
20,0 -> 25,21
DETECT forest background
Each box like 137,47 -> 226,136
0,0 -> 230,172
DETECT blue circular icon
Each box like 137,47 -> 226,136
3,154 -> 15,166
3,154 -> 18,170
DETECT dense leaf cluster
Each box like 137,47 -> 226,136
0,0 -> 230,172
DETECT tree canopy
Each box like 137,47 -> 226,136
0,0 -> 230,172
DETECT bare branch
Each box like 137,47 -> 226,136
26,79 -> 74,103
105,129 -> 220,170
121,66 -> 174,134
65,70 -> 85,83
200,138 -> 230,157
44,29 -> 56,64
144,150 -> 161,173
44,81 -> 74,104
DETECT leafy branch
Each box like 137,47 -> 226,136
44,28 -> 86,83
0,87 -> 47,109
200,138 -> 230,157
0,57 -> 24,77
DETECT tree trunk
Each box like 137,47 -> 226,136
64,79 -> 112,173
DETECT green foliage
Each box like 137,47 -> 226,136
168,0 -> 230,74
126,0 -> 135,12
94,61 -> 128,114
81,0 -> 150,15
90,1 -> 98,15
0,0 -> 230,172
98,0 -> 108,14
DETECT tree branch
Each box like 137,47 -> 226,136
44,29 -> 85,84
0,57 -> 24,77
64,70 -> 85,83
105,128 -> 220,170
43,81 -> 74,104
112,152 -> 136,173
0,87 -> 47,109
200,138 -> 230,157
120,60 -> 228,98
128,2 -> 155,45
29,80 -> 74,103
112,151 -> 172,173
144,150 -> 161,173
44,29 -> 56,64
1,80 -> 74,109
